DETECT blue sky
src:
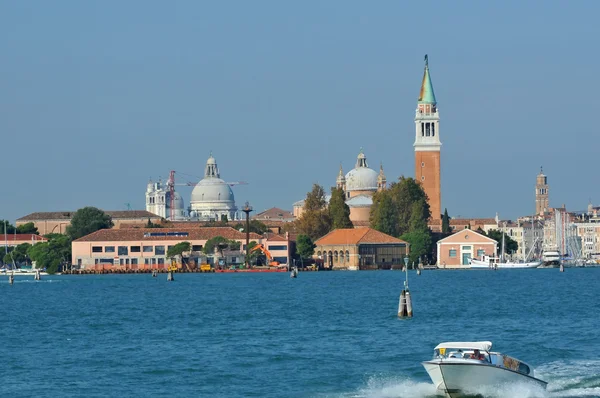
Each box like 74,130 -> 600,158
1,1 -> 599,223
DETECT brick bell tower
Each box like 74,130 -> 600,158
414,54 -> 442,219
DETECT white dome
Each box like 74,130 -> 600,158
190,177 -> 235,203
345,167 -> 378,191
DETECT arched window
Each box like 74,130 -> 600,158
421,123 -> 425,137
346,251 -> 350,261
317,251 -> 322,257
334,251 -> 338,262
432,123 -> 435,136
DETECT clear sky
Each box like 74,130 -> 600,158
2,1 -> 599,223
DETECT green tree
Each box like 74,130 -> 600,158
146,218 -> 162,228
401,230 -> 432,266
441,208 -> 450,234
167,241 -> 191,267
391,177 -> 431,236
0,220 -> 16,234
16,222 -> 39,235
401,200 -> 433,265
297,184 -> 332,240
328,187 -> 353,229
370,176 -> 431,238
66,207 -> 113,240
27,234 -> 71,274
486,229 -> 518,254
296,234 -> 315,260
370,190 -> 399,236
233,220 -> 269,235
202,236 -> 240,258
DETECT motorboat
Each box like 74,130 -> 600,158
541,250 -> 561,267
470,255 -> 541,269
423,341 -> 547,397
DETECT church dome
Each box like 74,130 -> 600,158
345,149 -> 378,192
190,178 -> 235,203
189,153 -> 238,221
167,191 -> 185,210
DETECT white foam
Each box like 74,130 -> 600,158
352,375 -> 438,398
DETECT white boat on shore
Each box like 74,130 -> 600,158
423,341 -> 547,397
470,255 -> 541,269
0,268 -> 50,276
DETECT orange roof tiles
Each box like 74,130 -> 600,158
315,227 -> 407,246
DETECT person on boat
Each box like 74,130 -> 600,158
471,349 -> 485,360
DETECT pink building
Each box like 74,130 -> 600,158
436,229 -> 497,268
71,227 -> 291,270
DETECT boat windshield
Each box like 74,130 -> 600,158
434,348 -> 490,362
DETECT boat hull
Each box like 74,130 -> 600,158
469,259 -> 541,269
423,361 -> 547,397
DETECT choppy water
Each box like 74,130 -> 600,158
2,268 -> 600,397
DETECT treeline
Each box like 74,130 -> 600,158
292,177 -> 438,264
1,207 -> 113,273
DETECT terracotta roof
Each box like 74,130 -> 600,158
1,234 -> 47,242
315,227 -> 407,246
262,232 -> 287,241
17,210 -> 159,221
74,227 -> 263,243
252,207 -> 294,220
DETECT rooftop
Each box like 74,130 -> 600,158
17,210 -> 159,222
252,207 -> 294,220
315,227 -> 408,246
1,234 -> 47,242
73,227 -> 264,243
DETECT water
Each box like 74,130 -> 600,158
2,268 -> 600,397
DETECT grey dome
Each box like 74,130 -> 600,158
167,191 -> 185,210
345,149 -> 378,191
345,167 -> 378,191
190,177 -> 235,203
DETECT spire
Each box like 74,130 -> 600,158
418,54 -> 437,105
377,162 -> 386,191
336,163 -> 346,190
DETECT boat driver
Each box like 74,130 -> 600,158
471,349 -> 485,360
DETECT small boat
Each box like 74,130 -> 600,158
470,255 -> 541,269
423,341 -> 547,397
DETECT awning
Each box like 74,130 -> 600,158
434,341 -> 492,351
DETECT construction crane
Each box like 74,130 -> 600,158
166,170 -> 248,221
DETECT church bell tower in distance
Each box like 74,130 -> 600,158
414,54 -> 442,220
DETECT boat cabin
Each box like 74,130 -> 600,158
432,341 -> 532,376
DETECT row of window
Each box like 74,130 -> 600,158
91,245 -> 204,255
267,245 -> 287,251
449,249 -> 485,258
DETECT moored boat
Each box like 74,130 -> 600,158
422,341 -> 547,397
470,256 -> 541,269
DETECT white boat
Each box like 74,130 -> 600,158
470,222 -> 541,269
470,255 -> 541,269
541,250 -> 561,267
423,341 -> 547,397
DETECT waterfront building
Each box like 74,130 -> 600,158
313,227 -> 408,270
16,210 -> 161,235
536,168 -> 550,216
252,207 -> 294,222
293,149 -> 385,224
145,179 -> 186,221
71,227 -> 290,269
436,229 -> 498,268
415,55 -> 442,220
189,153 -> 239,221
1,234 -> 47,248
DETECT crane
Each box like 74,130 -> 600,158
250,244 -> 280,267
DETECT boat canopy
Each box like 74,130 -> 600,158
434,341 -> 492,351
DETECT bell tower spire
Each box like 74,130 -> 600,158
414,55 -> 442,220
